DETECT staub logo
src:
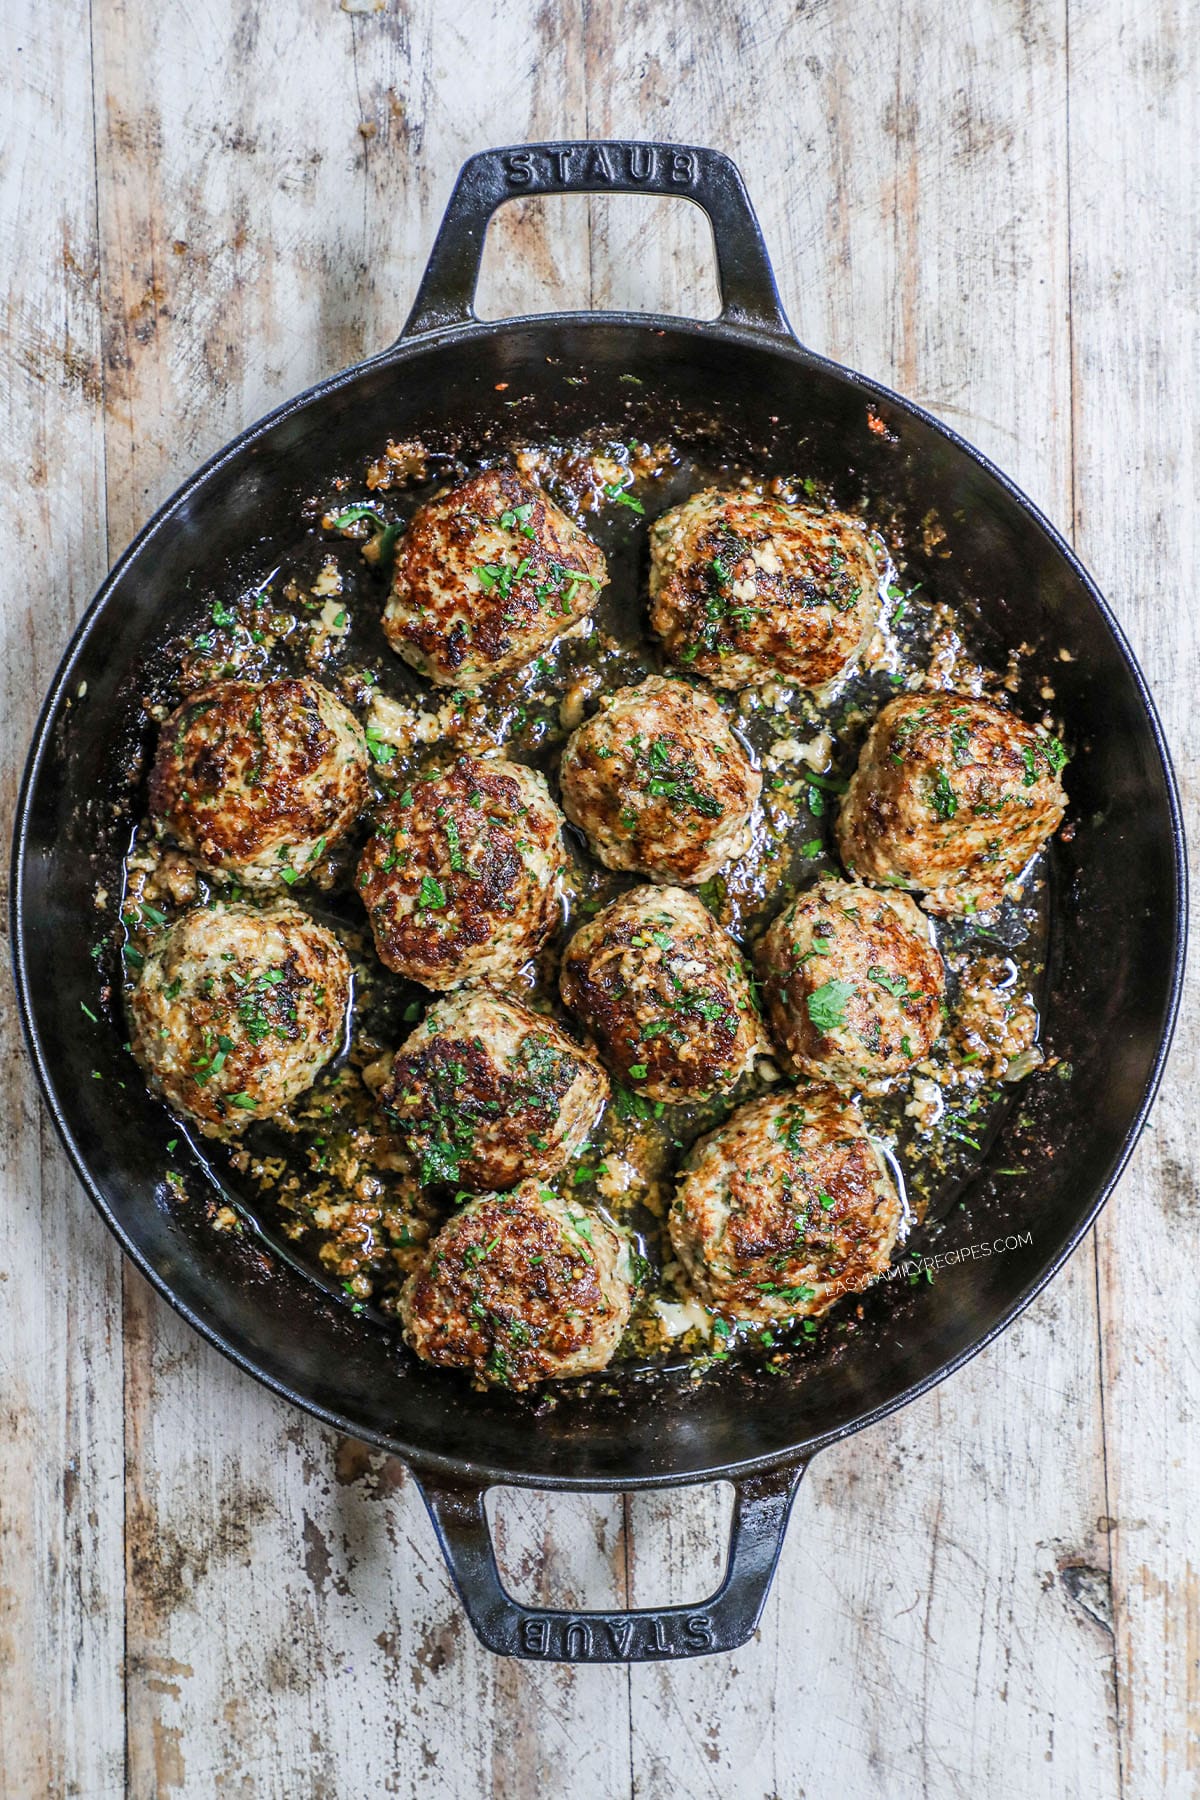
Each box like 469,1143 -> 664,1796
502,143 -> 699,189
519,1611 -> 715,1659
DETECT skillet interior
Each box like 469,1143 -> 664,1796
12,317 -> 1184,1488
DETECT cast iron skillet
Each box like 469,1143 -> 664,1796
11,142 -> 1186,1663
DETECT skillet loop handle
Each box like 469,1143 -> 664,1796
400,140 -> 792,341
413,1461 -> 806,1662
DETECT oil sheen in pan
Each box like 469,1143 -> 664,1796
117,428 -> 1056,1381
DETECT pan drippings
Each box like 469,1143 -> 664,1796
119,429 -> 1058,1381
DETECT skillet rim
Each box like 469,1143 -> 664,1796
10,309 -> 1188,1491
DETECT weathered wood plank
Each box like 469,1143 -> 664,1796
1067,4 -> 1200,1795
90,0 -> 632,1792
0,4 -> 127,1797
587,3 -> 1121,1795
6,0 -> 1198,1791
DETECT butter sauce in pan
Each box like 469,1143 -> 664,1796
118,428 -> 1068,1390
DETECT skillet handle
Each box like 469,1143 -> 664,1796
399,140 -> 792,341
412,1461 -> 806,1662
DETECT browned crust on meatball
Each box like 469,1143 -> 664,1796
379,991 -> 609,1191
356,757 -> 567,987
399,1184 -> 632,1387
668,1089 -> 901,1322
383,469 -> 608,687
559,675 -> 762,884
648,488 -> 880,690
835,693 -> 1068,915
559,885 -> 766,1102
148,677 -> 369,885
129,902 -> 351,1131
757,879 -> 945,1085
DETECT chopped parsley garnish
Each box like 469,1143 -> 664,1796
443,816 -> 465,871
614,1083 -> 653,1122
807,979 -> 856,1033
931,768 -> 958,820
604,480 -> 645,514
419,1134 -> 468,1185
465,1234 -> 501,1267
634,735 -> 724,820
417,874 -> 447,910
498,501 -> 536,537
778,1109 -> 806,1154
331,505 -> 402,563
234,967 -> 292,1046
474,559 -> 526,600
538,562 -> 602,613
1044,735 -> 1068,776
867,966 -> 909,999
365,728 -> 396,765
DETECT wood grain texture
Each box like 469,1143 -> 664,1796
1,0 -> 1196,1794
1068,3 -> 1200,1795
0,5 -> 126,1797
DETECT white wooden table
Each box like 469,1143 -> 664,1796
3,2 -> 1196,1793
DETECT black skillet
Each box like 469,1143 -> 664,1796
11,142 -> 1186,1662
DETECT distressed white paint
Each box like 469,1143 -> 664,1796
1,0 -> 1196,1794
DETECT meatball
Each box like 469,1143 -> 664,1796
669,1089 -> 901,1323
357,756 -> 567,987
379,988 -> 609,1191
399,1182 -> 633,1387
560,675 -> 761,884
559,885 -> 766,1102
757,877 -> 945,1086
648,488 -> 881,690
382,469 -> 608,687
148,677 -> 370,889
836,693 -> 1068,916
130,902 -> 351,1132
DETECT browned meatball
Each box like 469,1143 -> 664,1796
757,878 -> 945,1086
669,1089 -> 901,1323
379,988 -> 609,1191
559,885 -> 766,1102
399,1183 -> 633,1387
382,469 -> 608,687
356,757 -> 567,987
130,902 -> 351,1133
148,677 -> 370,888
648,488 -> 881,690
836,693 -> 1068,916
559,675 -> 761,884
